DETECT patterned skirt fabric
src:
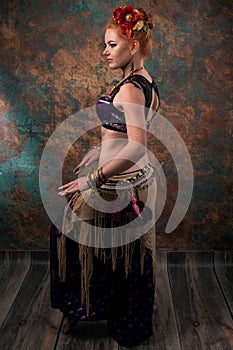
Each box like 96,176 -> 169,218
50,224 -> 155,347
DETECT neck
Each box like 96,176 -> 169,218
122,65 -> 144,78
112,64 -> 144,91
122,57 -> 144,77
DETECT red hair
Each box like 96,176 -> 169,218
106,7 -> 154,58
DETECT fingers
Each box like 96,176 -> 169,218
58,180 -> 79,196
73,163 -> 85,174
75,154 -> 91,170
58,177 -> 88,196
58,187 -> 79,196
74,160 -> 92,174
73,149 -> 100,174
58,181 -> 74,190
74,158 -> 90,173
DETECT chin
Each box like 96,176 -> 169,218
108,62 -> 119,70
108,63 -> 115,69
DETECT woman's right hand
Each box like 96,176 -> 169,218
74,148 -> 100,174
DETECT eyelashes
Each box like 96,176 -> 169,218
103,43 -> 117,49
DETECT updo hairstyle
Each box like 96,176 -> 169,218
106,7 -> 154,58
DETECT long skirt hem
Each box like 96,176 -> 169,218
50,224 -> 155,347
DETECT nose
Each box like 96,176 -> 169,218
103,46 -> 109,56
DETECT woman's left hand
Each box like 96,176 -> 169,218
58,176 -> 89,196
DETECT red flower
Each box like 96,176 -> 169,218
113,6 -> 140,38
113,6 -> 125,22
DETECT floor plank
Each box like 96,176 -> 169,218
0,251 -> 232,349
18,269 -> 63,350
214,251 -> 233,317
151,251 -> 181,350
0,251 -> 31,327
168,252 -> 233,350
0,252 -> 62,350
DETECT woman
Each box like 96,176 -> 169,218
50,5 -> 159,347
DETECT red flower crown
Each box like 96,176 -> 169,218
112,6 -> 149,39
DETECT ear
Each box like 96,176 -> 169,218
130,40 -> 140,55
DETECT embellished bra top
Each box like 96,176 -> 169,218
96,74 -> 160,133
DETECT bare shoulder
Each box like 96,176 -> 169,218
116,80 -> 145,104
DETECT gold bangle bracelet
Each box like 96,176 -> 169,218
86,171 -> 97,189
87,167 -> 107,189
97,167 -> 107,185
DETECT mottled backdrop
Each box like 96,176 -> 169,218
0,0 -> 232,250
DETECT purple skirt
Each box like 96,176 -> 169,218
50,224 -> 155,347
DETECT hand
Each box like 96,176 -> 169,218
58,176 -> 89,196
74,148 -> 100,174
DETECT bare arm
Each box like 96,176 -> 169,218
58,83 -> 147,196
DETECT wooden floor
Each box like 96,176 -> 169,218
0,251 -> 232,350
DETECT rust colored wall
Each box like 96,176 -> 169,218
0,0 -> 232,250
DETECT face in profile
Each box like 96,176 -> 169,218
103,28 -> 133,70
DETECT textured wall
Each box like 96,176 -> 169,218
0,0 -> 232,250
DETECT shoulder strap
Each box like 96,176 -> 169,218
110,75 -> 160,125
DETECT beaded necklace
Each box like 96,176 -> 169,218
112,66 -> 144,91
